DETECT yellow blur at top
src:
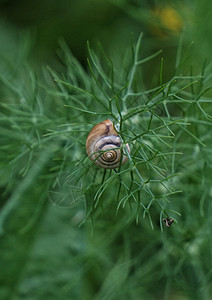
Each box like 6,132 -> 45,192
151,6 -> 183,37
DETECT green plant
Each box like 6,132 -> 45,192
1,31 -> 212,300
44,34 -> 212,230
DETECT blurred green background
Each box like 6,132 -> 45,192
1,0 -> 212,299
1,0 -> 212,65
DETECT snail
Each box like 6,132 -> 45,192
86,119 -> 130,169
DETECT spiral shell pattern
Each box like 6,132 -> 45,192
86,119 -> 130,169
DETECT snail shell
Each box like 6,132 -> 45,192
86,119 -> 130,169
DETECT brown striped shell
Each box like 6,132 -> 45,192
86,119 -> 130,169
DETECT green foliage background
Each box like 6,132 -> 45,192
0,0 -> 212,299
